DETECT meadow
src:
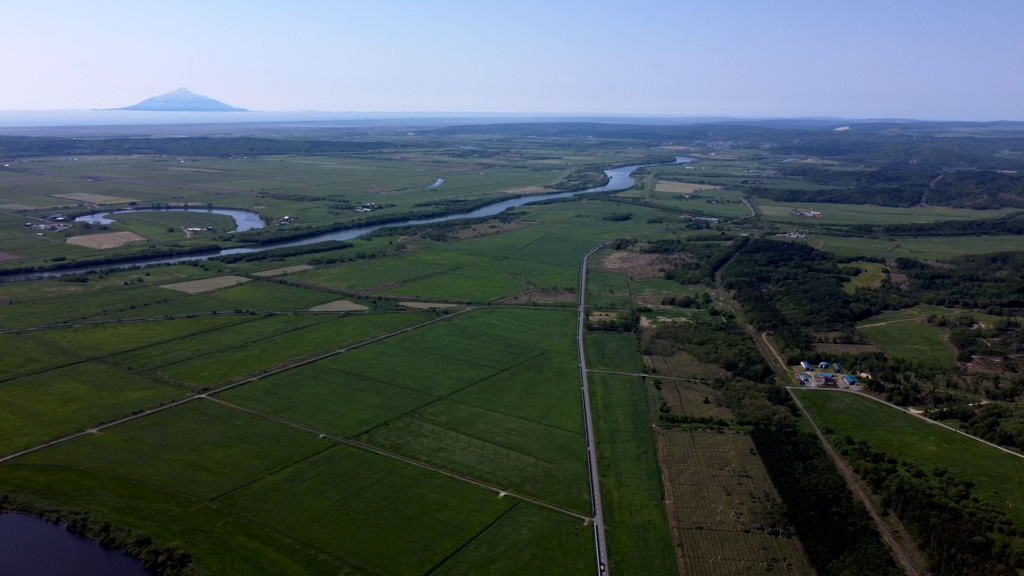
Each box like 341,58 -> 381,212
0,362 -> 184,456
223,308 -> 592,513
757,200 -> 1008,225
794,390 -> 1024,525
160,311 -> 432,387
800,234 -> 1024,260
1,305 -> 600,575
843,261 -> 885,293
584,332 -> 644,373
586,269 -> 632,308
589,373 -> 678,575
857,318 -> 957,370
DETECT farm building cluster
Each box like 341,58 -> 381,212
791,209 -> 822,217
797,360 -> 859,388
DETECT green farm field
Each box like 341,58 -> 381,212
586,269 -> 632,308
857,318 -> 957,369
161,311 -> 432,386
803,234 -> 1024,260
757,200 -> 1008,225
795,390 -> 1024,524
589,373 -> 677,575
585,332 -> 644,373
224,308 -> 591,513
844,261 -> 885,292
0,362 -> 184,456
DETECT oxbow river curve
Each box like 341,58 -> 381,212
21,157 -> 693,280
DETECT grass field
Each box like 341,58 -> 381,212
758,200 -> 1008,225
202,280 -> 337,310
800,234 -> 1024,260
586,269 -> 632,308
431,503 -> 595,576
844,261 -> 885,293
585,332 -> 643,373
590,373 -> 677,575
0,315 -> 245,381
857,304 -> 956,325
4,396 -> 596,576
657,430 -> 814,575
223,308 -> 591,513
795,390 -> 1024,525
0,362 -> 184,456
857,318 -> 957,369
21,399 -> 334,499
161,312 -> 431,386
218,444 -> 514,576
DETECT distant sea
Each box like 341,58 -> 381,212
0,110 -> 739,133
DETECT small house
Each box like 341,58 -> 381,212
844,375 -> 857,386
818,361 -> 830,369
797,374 -> 810,383
832,363 -> 843,373
800,361 -> 812,371
819,372 -> 835,383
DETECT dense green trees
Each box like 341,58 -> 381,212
833,437 -> 1024,575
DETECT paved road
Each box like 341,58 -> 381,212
788,390 -> 920,576
578,241 -> 610,575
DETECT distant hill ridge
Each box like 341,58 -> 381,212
116,88 -> 246,112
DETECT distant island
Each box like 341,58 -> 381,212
115,88 -> 246,112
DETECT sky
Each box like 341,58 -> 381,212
1,0 -> 1021,120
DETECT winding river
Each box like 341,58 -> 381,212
29,157 -> 692,279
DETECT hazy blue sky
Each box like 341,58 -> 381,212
1,0 -> 1021,119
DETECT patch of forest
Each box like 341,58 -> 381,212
830,436 -> 1024,575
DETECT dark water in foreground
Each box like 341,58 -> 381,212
0,513 -> 152,576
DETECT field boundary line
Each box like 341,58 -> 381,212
856,316 -> 927,329
445,396 -> 584,437
422,502 -> 522,576
0,310 -> 472,464
204,396 -> 591,521
208,443 -> 341,503
143,315 -> 337,378
877,240 -> 904,259
796,387 -> 1024,460
351,348 -> 547,437
0,306 -> 436,335
787,389 -> 919,576
587,369 -> 704,383
0,315 -> 267,385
